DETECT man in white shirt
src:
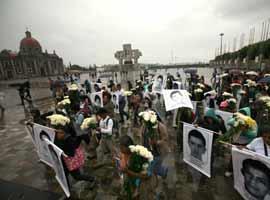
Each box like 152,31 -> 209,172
247,125 -> 270,157
96,108 -> 115,163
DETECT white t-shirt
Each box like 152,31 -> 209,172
247,137 -> 270,157
99,116 -> 113,136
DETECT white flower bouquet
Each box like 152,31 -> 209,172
222,92 -> 233,97
219,112 -> 256,143
124,145 -> 153,199
57,98 -> 71,106
47,114 -> 70,128
196,83 -> 205,89
80,117 -> 97,130
139,110 -> 158,139
246,79 -> 257,87
68,84 -> 79,91
123,91 -> 133,96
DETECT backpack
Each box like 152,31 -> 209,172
105,117 -> 118,135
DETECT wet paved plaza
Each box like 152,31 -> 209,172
0,87 -> 243,200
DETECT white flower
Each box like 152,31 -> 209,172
197,83 -> 205,88
227,98 -> 237,104
128,145 -> 153,162
246,71 -> 258,76
150,114 -> 157,124
47,114 -> 70,127
204,90 -> 217,97
264,74 -> 270,77
57,98 -> 71,106
239,90 -> 246,94
69,84 -> 78,91
222,92 -> 233,97
194,88 -> 203,93
143,112 -> 150,121
123,91 -> 133,96
80,117 -> 97,130
64,96 -> 69,99
231,83 -> 241,87
246,80 -> 257,87
259,96 -> 270,102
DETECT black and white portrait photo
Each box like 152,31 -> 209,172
90,91 -> 103,107
232,147 -> 270,200
183,123 -> 213,177
163,89 -> 193,111
45,140 -> 70,197
33,123 -> 55,167
152,75 -> 164,93
111,92 -> 120,113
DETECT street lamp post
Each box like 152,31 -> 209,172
219,33 -> 224,56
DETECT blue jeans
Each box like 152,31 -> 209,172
152,156 -> 168,178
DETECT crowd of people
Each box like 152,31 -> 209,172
26,69 -> 270,199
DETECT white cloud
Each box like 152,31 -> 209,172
0,0 -> 269,66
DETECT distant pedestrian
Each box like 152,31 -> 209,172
0,91 -> 5,118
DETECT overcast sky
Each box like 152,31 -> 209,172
0,0 -> 269,66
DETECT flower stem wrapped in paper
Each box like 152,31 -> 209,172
138,110 -> 158,139
124,145 -> 153,199
80,116 -> 97,130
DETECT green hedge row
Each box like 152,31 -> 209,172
215,39 -> 270,61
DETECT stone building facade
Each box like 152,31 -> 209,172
0,30 -> 64,80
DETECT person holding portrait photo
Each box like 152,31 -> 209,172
94,95 -> 102,107
154,75 -> 164,92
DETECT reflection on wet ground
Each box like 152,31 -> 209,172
0,88 -> 243,199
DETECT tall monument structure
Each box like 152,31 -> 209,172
114,44 -> 142,84
114,44 -> 142,65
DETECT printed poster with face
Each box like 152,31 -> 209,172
232,147 -> 270,200
44,139 -> 70,198
33,123 -> 56,167
152,75 -> 165,93
90,91 -> 103,107
205,107 -> 233,130
111,92 -> 120,114
183,123 -> 214,177
91,82 -> 103,93
163,89 -> 193,111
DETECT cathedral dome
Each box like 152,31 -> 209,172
19,31 -> 42,53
